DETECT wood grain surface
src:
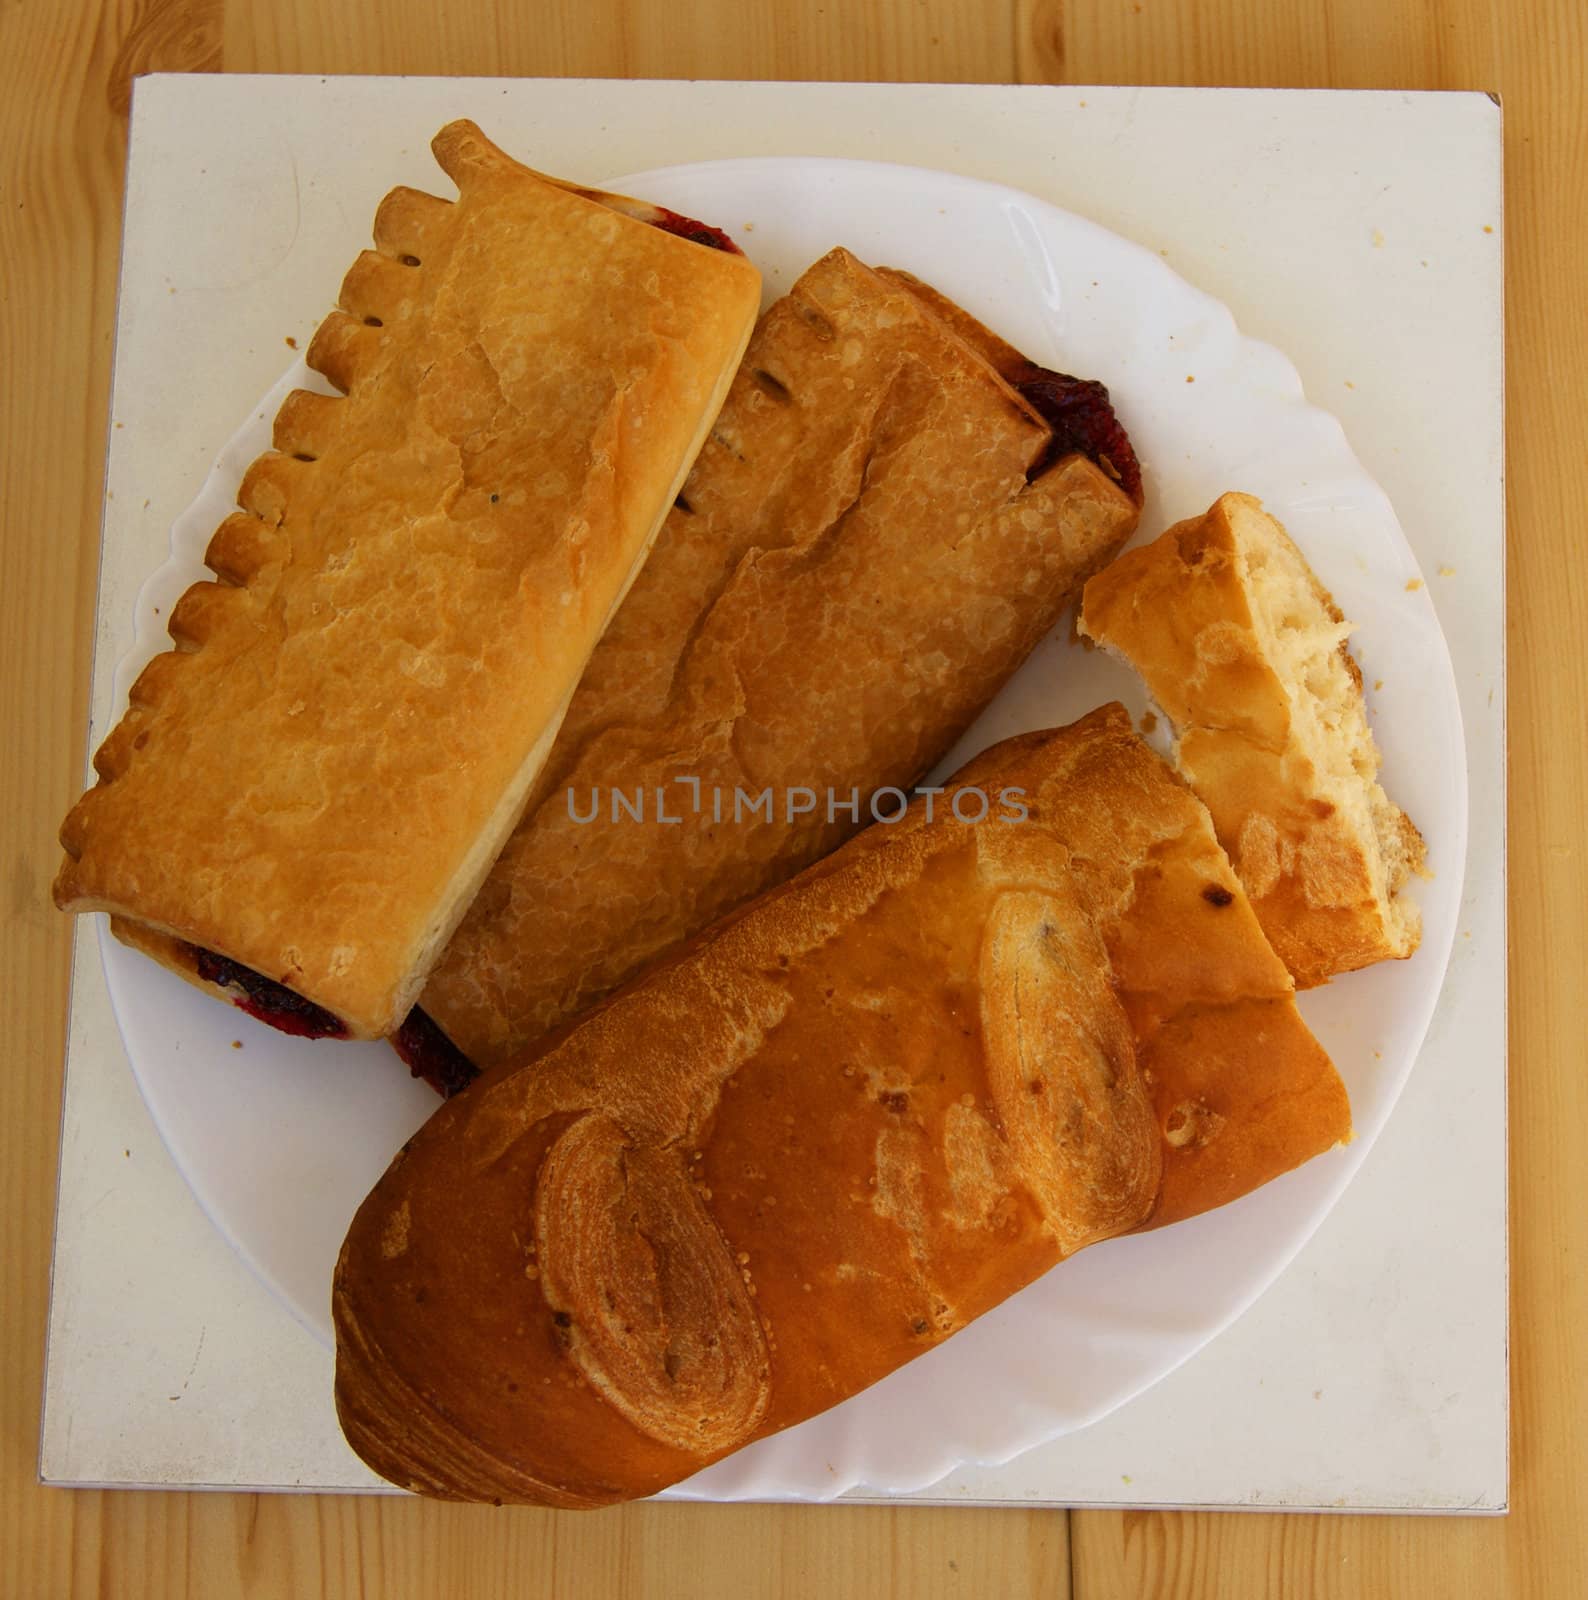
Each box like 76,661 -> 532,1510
2,1 -> 1581,1595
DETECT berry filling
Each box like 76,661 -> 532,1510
645,205 -> 743,255
392,1007 -> 481,1100
189,946 -> 349,1040
1014,367 -> 1142,502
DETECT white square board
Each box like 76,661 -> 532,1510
41,76 -> 1505,1511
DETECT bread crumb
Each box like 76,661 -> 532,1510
379,1201 -> 411,1260
1374,679 -> 1384,692
1483,224 -> 1494,234
1405,578 -> 1423,592
1344,380 -> 1355,390
1372,228 -> 1385,247
1185,374 -> 1195,383
1164,1098 -> 1225,1150
742,222 -> 754,232
285,335 -> 298,349
1139,709 -> 1158,734
231,1040 -> 242,1050
1438,564 -> 1456,577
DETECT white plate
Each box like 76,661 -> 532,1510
100,157 -> 1466,1502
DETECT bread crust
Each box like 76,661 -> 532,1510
332,705 -> 1347,1505
54,121 -> 761,1039
985,707 -> 1352,1226
417,248 -> 1140,1067
1080,492 -> 1426,988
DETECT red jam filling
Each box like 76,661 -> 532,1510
392,1007 -> 481,1099
646,205 -> 743,256
189,946 -> 349,1040
1013,366 -> 1142,503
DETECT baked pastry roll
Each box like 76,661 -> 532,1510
406,247 -> 1142,1082
1079,492 -> 1425,987
332,705 -> 1347,1506
54,121 -> 761,1040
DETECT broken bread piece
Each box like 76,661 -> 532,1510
1079,491 -> 1425,988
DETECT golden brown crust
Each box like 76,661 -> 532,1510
54,121 -> 761,1039
418,248 -> 1139,1067
988,708 -> 1352,1226
332,705 -> 1346,1505
1079,492 -> 1425,988
873,266 -> 1035,382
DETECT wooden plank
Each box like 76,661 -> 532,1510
223,0 -> 1014,84
5,1487 -> 1072,1599
1017,0 -> 1428,88
0,0 -> 208,1594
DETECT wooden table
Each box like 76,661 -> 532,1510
3,3 -> 1580,1595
